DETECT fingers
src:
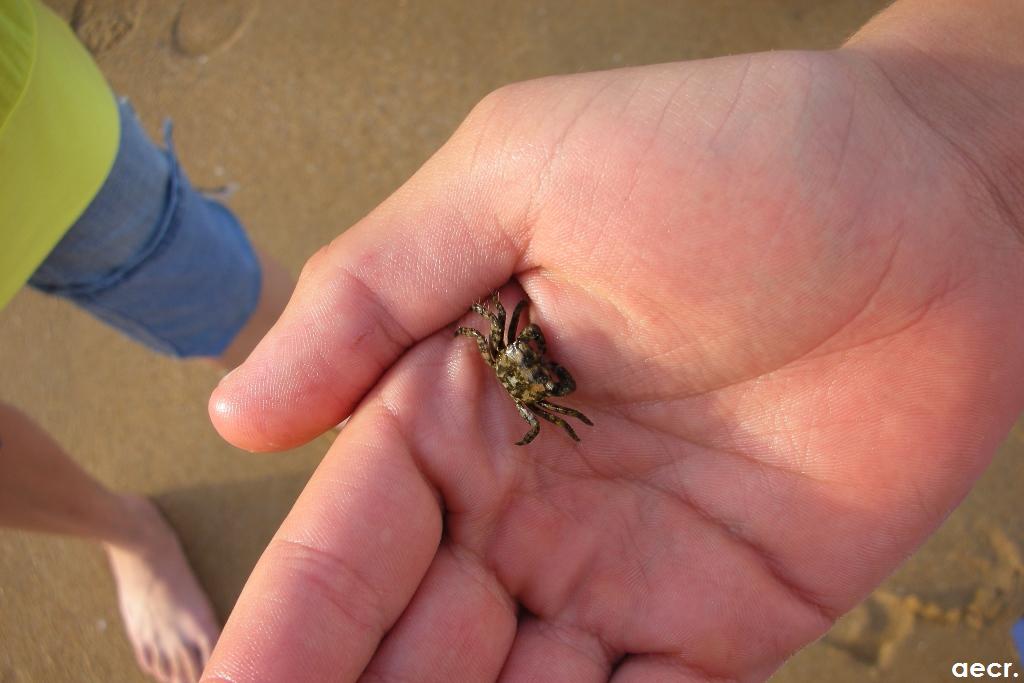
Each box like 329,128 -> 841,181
498,618 -> 616,682
200,406 -> 442,682
610,656 -> 703,682
209,120 -> 529,452
610,654 -> 772,682
360,545 -> 517,682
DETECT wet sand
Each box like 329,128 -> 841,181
1,1 -> 1021,680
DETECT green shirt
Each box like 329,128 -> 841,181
0,0 -> 119,309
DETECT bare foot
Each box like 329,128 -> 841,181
103,496 -> 219,683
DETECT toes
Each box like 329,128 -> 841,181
176,643 -> 201,682
155,646 -> 175,682
184,621 -> 217,671
136,642 -> 158,677
193,633 -> 214,668
130,630 -> 214,682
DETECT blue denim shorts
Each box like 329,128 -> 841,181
28,100 -> 261,357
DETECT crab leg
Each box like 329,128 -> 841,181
490,293 -> 506,353
454,327 -> 495,367
507,299 -> 528,346
537,400 -> 593,426
517,324 -> 546,355
471,294 -> 505,354
530,404 -> 580,442
514,401 -> 540,445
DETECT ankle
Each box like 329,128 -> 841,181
101,494 -> 169,554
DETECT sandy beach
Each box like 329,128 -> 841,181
1,1 -> 1021,680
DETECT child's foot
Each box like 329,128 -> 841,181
103,495 -> 220,683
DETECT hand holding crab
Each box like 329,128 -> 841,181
455,292 -> 593,445
207,31 -> 1024,683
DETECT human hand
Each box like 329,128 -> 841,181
202,29 -> 1024,683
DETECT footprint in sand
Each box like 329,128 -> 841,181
71,0 -> 142,54
173,0 -> 258,57
824,591 -> 916,669
825,526 -> 1024,669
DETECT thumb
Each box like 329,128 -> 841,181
209,98 -> 533,451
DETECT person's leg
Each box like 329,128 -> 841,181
16,100 -> 295,681
18,101 -> 283,682
0,401 -> 218,681
29,100 -> 295,364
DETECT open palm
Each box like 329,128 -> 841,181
203,51 -> 1024,682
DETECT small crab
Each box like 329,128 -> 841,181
455,292 -> 593,445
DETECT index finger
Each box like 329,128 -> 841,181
201,405 -> 442,681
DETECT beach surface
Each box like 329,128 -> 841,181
1,1 -> 1021,680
